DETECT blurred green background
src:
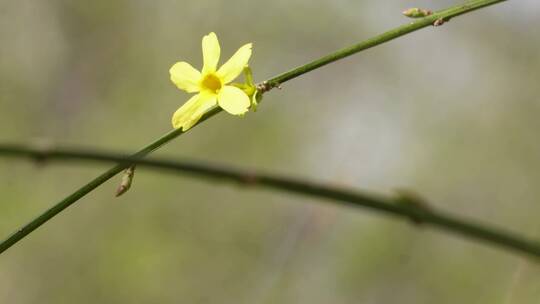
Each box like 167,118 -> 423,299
1,0 -> 540,303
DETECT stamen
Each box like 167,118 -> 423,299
201,74 -> 222,93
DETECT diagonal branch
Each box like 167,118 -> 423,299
263,0 -> 507,88
0,0 -> 508,254
1,144 -> 539,259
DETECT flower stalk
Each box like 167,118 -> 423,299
0,0 -> 508,254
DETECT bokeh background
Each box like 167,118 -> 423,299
1,0 -> 539,303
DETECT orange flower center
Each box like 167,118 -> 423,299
201,74 -> 222,93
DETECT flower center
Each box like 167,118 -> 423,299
201,74 -> 222,93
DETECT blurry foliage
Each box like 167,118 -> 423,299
1,0 -> 540,303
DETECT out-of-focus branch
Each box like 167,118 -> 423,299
1,144 -> 539,259
0,0 -> 508,254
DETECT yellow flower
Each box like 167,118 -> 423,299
169,32 -> 253,130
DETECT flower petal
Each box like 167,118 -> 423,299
217,43 -> 252,84
169,61 -> 202,93
172,94 -> 199,129
172,92 -> 217,130
217,85 -> 250,115
202,32 -> 221,74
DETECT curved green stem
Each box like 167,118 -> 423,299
1,144 -> 539,259
0,0 -> 508,254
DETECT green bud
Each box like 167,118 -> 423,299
241,66 -> 261,111
402,8 -> 432,18
394,189 -> 431,225
251,90 -> 263,112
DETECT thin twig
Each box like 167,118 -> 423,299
0,0 -> 508,254
0,144 -> 539,259
263,0 -> 507,88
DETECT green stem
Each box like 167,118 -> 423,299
265,0 -> 507,88
0,129 -> 168,253
1,144 -> 539,259
0,0 -> 508,254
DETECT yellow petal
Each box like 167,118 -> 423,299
172,94 -> 199,129
191,91 -> 219,118
217,85 -> 250,115
171,92 -> 217,130
217,43 -> 252,84
202,32 -> 220,74
169,62 -> 202,93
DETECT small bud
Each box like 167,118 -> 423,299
395,189 -> 431,225
255,81 -> 272,93
239,66 -> 263,111
402,8 -> 432,18
115,165 -> 136,197
433,18 -> 446,27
